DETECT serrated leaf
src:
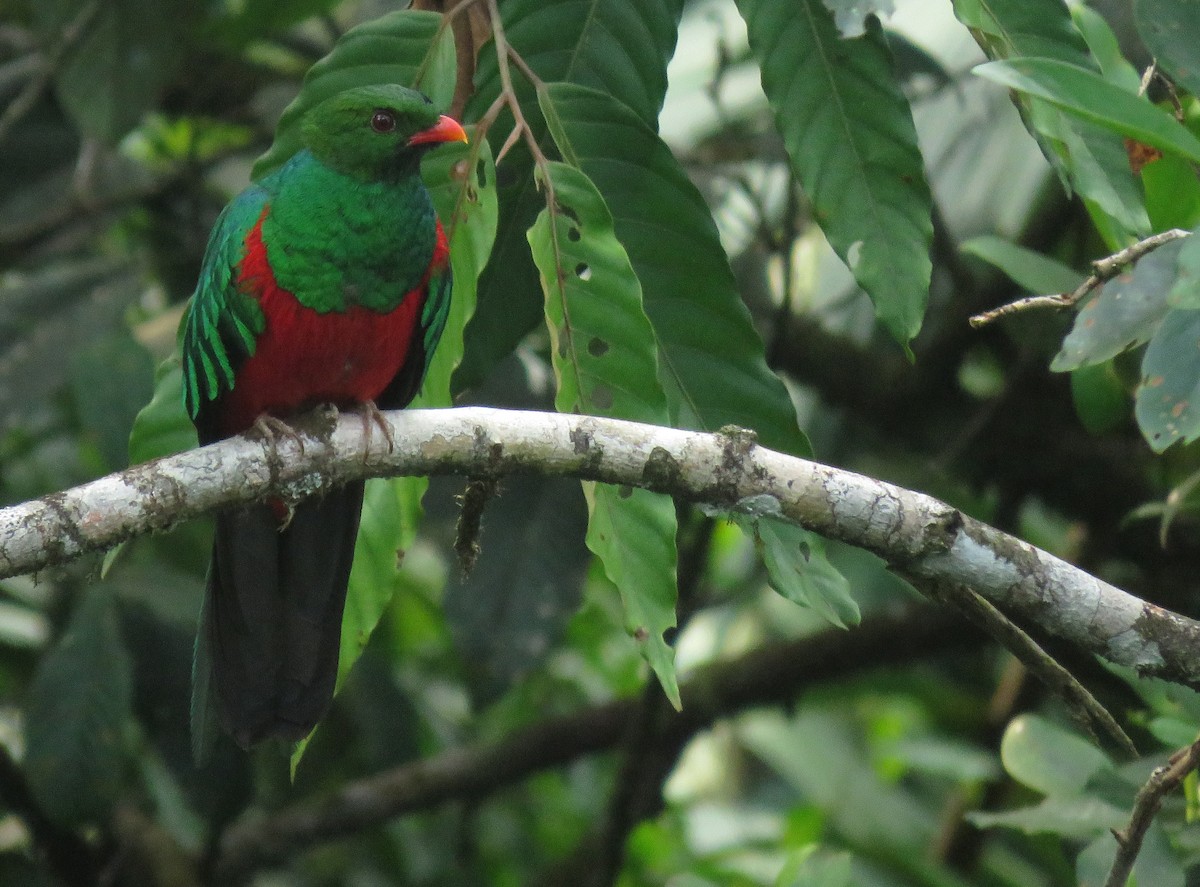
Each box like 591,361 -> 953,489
999,713 -> 1112,796
962,236 -> 1082,294
1051,239 -> 1183,371
32,0 -> 188,142
953,0 -> 1149,240
539,82 -> 809,456
24,588 -> 133,825
977,59 -> 1200,165
253,10 -> 452,179
1135,0 -> 1200,101
736,1 -> 932,345
527,161 -> 679,707
1136,306 -> 1200,450
737,516 -> 859,628
456,0 -> 685,391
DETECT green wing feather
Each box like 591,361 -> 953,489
181,186 -> 270,424
419,258 -> 452,378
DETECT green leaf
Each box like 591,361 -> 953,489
1135,0 -> 1200,100
527,161 -> 680,707
253,10 -> 452,179
961,236 -> 1082,294
539,82 -> 809,456
1070,362 -> 1129,434
776,849 -> 853,887
1071,5 -> 1141,93
968,796 -> 1126,838
24,588 -> 134,825
456,0 -> 685,391
32,0 -> 188,142
128,355 -> 197,465
953,0 -> 1149,240
999,713 -> 1112,796
1136,307 -> 1200,450
1051,239 -> 1183,371
736,1 -> 932,345
1078,825 -> 1185,887
417,128 -> 497,407
1169,232 -> 1200,308
1143,154 -> 1200,233
444,477 -> 590,706
976,59 -> 1200,165
737,516 -> 859,628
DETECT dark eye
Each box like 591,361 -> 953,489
370,110 -> 397,133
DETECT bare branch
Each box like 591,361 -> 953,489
1105,737 -> 1200,887
969,229 -> 1191,328
2,406 -> 1200,689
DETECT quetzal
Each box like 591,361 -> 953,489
181,84 -> 466,748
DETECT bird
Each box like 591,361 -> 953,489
180,84 -> 467,749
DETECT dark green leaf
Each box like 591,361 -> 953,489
1135,0 -> 1200,100
961,236 -> 1081,294
24,588 -> 134,825
528,160 -> 680,706
999,713 -> 1111,795
976,59 -> 1200,165
445,477 -> 590,706
456,0 -> 685,391
1136,306 -> 1200,450
736,2 -> 932,345
1078,825 -> 1185,887
253,10 -> 453,179
1170,232 -> 1200,308
32,0 -> 188,142
953,0 -> 1149,239
540,83 -> 810,456
1051,239 -> 1183,371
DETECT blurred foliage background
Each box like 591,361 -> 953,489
5,0 -> 1200,885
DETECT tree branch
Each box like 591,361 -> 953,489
215,605 -> 977,879
2,406 -> 1199,688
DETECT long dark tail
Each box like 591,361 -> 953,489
193,482 -> 365,750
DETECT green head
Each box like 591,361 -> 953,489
300,84 -> 467,181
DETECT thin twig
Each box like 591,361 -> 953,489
916,579 -> 1137,757
1104,736 -> 1200,887
969,229 -> 1191,328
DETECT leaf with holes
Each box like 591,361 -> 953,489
1136,307 -> 1200,451
539,82 -> 809,456
1051,239 -> 1183,371
736,0 -> 932,346
253,10 -> 454,179
456,0 -> 686,390
528,161 -> 680,707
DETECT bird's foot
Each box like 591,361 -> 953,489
249,414 -> 306,456
356,401 -> 395,462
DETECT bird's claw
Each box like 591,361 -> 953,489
250,414 -> 306,456
358,401 -> 395,462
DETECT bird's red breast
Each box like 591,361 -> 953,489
216,206 -> 450,437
